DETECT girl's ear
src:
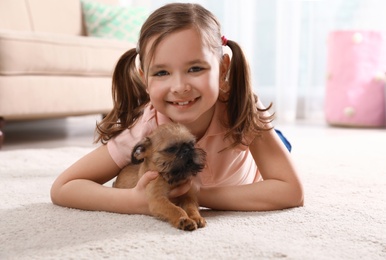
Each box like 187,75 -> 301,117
138,68 -> 145,82
219,54 -> 231,101
138,68 -> 149,93
220,54 -> 230,80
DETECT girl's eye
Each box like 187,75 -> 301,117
188,66 -> 203,73
153,70 -> 169,77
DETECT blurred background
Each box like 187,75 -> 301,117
123,0 -> 386,123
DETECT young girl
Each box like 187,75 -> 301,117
51,3 -> 303,215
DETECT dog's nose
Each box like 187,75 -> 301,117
179,143 -> 192,157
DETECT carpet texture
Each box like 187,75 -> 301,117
1,127 -> 385,259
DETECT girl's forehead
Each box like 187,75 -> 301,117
142,28 -> 216,66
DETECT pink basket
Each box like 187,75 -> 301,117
325,30 -> 386,127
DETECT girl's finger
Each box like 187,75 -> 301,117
137,171 -> 159,189
168,180 -> 192,198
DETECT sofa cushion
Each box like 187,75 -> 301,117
0,0 -> 84,35
28,0 -> 84,35
81,0 -> 148,43
0,0 -> 121,35
0,0 -> 32,31
0,30 -> 133,76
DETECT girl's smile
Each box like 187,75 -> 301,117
167,97 -> 200,107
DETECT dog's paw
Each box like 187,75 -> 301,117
193,216 -> 206,228
177,217 -> 198,231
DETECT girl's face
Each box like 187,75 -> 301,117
142,28 -> 227,136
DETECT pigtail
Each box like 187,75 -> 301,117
95,48 -> 149,144
225,40 -> 273,146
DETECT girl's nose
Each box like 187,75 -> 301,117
171,75 -> 191,93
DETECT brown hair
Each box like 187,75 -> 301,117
95,3 -> 273,146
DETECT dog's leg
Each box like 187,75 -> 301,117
180,189 -> 206,228
147,178 -> 198,231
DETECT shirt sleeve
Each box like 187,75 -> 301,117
107,126 -> 143,168
107,107 -> 157,168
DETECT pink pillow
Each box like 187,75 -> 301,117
325,30 -> 386,127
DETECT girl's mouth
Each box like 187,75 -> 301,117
168,97 -> 199,106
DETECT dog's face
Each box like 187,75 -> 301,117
131,123 -> 206,184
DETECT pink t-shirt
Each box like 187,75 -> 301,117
107,101 -> 261,188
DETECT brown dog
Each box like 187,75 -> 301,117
113,123 -> 207,231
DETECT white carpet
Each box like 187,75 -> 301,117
1,126 -> 385,259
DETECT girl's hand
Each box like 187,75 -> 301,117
134,172 -> 196,214
168,179 -> 193,198
132,171 -> 159,215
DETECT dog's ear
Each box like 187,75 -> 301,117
131,137 -> 152,164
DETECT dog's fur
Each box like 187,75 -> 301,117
113,123 -> 207,231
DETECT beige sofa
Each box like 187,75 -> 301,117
0,0 -> 135,146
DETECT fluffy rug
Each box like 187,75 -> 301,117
1,126 -> 385,259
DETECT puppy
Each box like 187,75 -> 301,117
113,123 -> 207,231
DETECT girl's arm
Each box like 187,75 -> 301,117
197,128 -> 304,211
50,145 -> 156,214
51,145 -> 192,214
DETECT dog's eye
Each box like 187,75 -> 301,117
164,146 -> 178,154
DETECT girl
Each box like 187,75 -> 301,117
51,3 -> 303,214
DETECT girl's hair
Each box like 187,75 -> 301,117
95,3 -> 273,147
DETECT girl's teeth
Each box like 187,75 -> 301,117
173,100 -> 191,105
